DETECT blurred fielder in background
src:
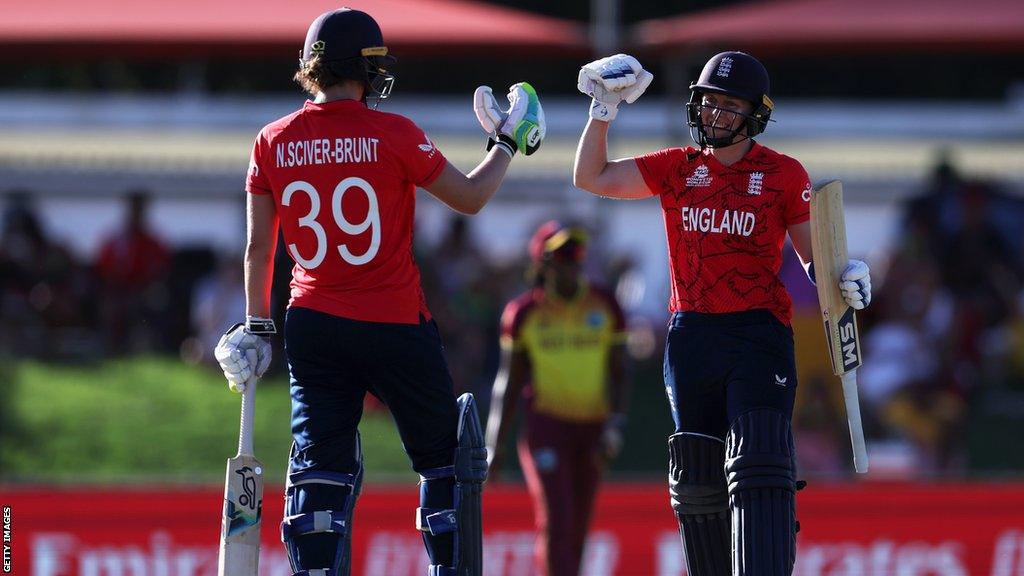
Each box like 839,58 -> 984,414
213,8 -> 544,576
485,220 -> 630,576
573,52 -> 872,575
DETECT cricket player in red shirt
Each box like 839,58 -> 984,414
573,53 -> 873,575
213,9 -> 545,576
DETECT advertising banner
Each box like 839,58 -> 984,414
3,482 -> 1024,575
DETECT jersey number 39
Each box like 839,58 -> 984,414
282,177 -> 381,269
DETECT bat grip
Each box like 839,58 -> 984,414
840,369 -> 869,474
238,376 -> 257,457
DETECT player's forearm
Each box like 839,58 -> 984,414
460,148 -> 513,214
244,241 -> 276,318
244,194 -> 279,318
573,118 -> 611,194
787,221 -> 815,283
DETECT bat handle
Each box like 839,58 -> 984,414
238,376 -> 257,457
840,369 -> 869,474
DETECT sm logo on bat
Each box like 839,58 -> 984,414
836,307 -> 861,371
824,306 -> 862,373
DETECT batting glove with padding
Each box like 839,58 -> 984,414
474,82 -> 546,157
577,54 -> 654,122
214,317 -> 275,392
840,259 -> 872,310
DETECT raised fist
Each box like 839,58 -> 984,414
578,54 -> 653,122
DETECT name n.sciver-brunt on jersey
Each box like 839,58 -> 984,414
275,137 -> 381,168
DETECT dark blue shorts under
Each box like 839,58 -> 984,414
284,306 -> 459,476
663,309 -> 798,440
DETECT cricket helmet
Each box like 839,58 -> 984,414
686,51 -> 774,147
300,8 -> 396,102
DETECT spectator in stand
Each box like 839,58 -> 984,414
941,182 -> 1022,380
189,253 -> 246,362
429,216 -> 498,395
95,190 -> 170,354
860,254 -> 964,474
0,190 -> 85,356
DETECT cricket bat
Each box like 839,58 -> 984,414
809,179 -> 869,474
218,377 -> 264,575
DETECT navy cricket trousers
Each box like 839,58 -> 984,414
284,306 -> 459,476
663,309 -> 798,440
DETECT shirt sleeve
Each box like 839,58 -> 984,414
499,296 -> 531,351
245,130 -> 272,195
635,148 -> 685,197
399,118 -> 447,187
783,159 -> 812,226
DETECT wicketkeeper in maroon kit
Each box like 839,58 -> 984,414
573,52 -> 873,575
213,8 -> 545,576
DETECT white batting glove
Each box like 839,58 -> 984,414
473,82 -> 546,157
214,318 -> 275,392
577,54 -> 654,122
840,259 -> 872,310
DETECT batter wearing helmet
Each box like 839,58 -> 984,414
213,8 -> 545,576
485,221 -> 630,576
573,52 -> 873,575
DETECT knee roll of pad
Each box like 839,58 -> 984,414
282,468 -> 363,576
668,433 -> 731,576
725,409 -> 798,576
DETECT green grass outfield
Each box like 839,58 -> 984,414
0,357 -> 418,485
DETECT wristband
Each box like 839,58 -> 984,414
486,133 -> 518,158
245,316 -> 277,335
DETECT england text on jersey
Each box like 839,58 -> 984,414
275,137 -> 380,168
680,207 -> 756,237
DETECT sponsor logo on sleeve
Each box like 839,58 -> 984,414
418,136 -> 436,158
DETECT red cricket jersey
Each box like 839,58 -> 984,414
246,99 -> 446,324
636,142 -> 811,325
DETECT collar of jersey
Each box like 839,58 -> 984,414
304,98 -> 367,112
543,276 -> 589,306
701,141 -> 762,171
